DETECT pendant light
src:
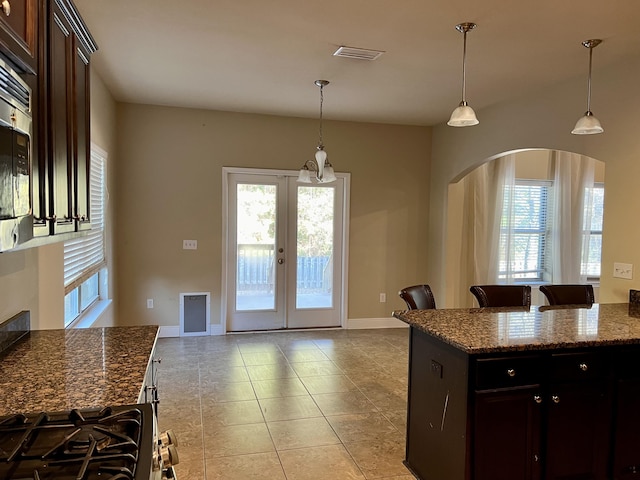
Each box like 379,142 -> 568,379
298,80 -> 336,183
572,39 -> 603,135
448,22 -> 479,127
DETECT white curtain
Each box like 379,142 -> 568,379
459,155 -> 516,305
549,151 -> 595,283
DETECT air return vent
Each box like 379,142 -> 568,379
180,292 -> 210,336
333,46 -> 385,61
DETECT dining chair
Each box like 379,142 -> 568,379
469,285 -> 532,308
539,284 -> 595,306
398,284 -> 437,310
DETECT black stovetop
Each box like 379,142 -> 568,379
0,403 -> 154,480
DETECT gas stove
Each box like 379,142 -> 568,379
0,403 -> 178,480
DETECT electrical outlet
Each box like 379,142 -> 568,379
183,239 -> 197,250
613,262 -> 633,280
146,299 -> 154,309
379,293 -> 386,303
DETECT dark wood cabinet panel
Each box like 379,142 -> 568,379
612,374 -> 640,478
0,0 -> 38,73
544,381 -> 610,480
73,38 -> 89,230
39,0 -> 96,235
474,387 -> 542,480
49,3 -> 74,234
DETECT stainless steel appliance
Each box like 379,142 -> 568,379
0,56 -> 32,251
0,403 -> 179,479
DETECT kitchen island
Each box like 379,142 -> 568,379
393,303 -> 640,480
0,325 -> 159,415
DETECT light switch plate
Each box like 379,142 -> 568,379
613,262 -> 633,280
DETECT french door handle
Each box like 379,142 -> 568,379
278,258 -> 284,264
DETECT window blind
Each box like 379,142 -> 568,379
63,148 -> 106,291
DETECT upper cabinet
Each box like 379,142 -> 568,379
0,0 -> 38,74
0,0 -> 95,243
32,0 -> 96,237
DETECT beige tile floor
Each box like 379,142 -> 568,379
155,328 -> 415,479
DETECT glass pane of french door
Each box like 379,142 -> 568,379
296,185 -> 334,309
236,183 -> 277,311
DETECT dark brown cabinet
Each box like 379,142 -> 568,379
612,350 -> 640,479
474,386 -> 542,480
0,0 -> 38,73
405,327 -> 638,480
33,0 -> 95,236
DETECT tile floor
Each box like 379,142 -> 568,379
155,328 -> 415,479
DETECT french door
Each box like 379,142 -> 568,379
225,170 -> 346,331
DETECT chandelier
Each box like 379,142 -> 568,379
298,80 -> 336,183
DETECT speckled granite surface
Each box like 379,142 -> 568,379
393,303 -> 640,354
0,325 -> 158,416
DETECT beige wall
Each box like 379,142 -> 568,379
114,104 -> 431,327
428,55 -> 640,306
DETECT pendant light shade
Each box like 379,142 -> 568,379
572,39 -> 603,135
298,80 -> 337,183
448,22 -> 479,127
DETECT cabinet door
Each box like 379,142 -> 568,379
49,3 -> 74,234
612,378 -> 640,479
0,0 -> 38,73
474,387 -> 542,480
544,381 -> 610,480
73,39 -> 90,231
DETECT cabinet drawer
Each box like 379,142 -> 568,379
475,355 -> 543,389
549,351 -> 608,382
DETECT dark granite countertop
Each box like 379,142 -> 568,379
393,303 -> 640,354
0,325 -> 158,415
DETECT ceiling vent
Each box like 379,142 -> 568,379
333,46 -> 385,61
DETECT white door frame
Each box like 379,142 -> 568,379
221,167 -> 350,333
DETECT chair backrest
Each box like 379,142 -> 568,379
399,284 -> 436,310
469,285 -> 531,308
539,284 -> 594,306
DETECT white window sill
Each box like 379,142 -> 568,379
68,299 -> 113,329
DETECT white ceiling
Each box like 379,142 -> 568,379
73,0 -> 640,126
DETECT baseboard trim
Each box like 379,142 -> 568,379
159,319 -> 406,336
346,317 -> 408,329
159,326 -> 180,338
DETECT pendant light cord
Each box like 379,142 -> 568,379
586,45 -> 593,112
461,29 -> 467,104
318,84 -> 324,149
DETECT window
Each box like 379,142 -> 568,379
63,146 -> 107,327
499,180 -> 551,282
499,180 -> 604,283
582,184 -> 604,279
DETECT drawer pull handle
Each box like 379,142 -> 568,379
552,395 -> 560,404
507,368 -> 516,377
534,395 -> 542,404
579,363 -> 588,372
1,1 -> 10,16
